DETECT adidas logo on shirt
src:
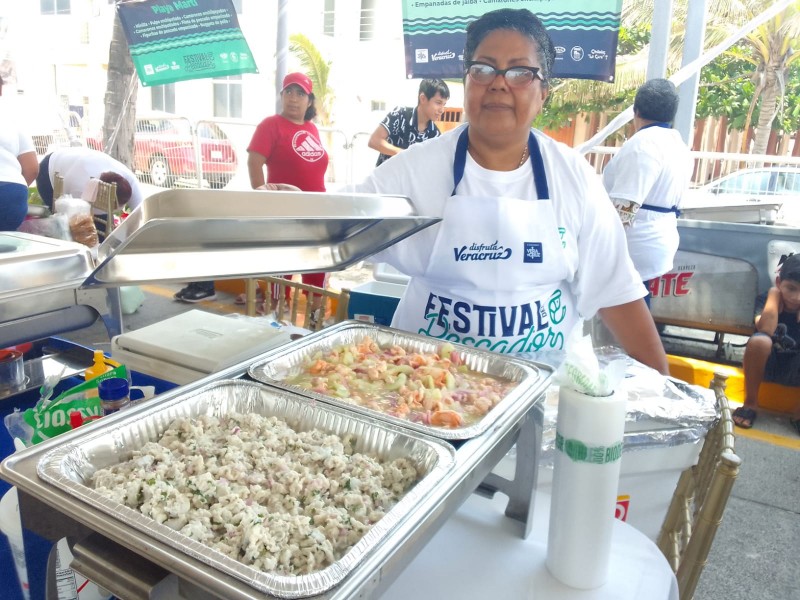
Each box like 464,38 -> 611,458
292,132 -> 325,162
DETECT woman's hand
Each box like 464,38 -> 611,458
256,183 -> 301,192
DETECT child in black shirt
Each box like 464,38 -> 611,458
734,253 -> 800,435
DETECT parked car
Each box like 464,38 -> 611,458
681,166 -> 800,225
87,113 -> 238,189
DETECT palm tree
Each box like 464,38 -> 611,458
288,33 -> 334,127
710,0 -> 800,153
552,0 -> 800,155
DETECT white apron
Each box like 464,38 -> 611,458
391,128 -> 579,354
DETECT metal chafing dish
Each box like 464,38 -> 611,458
0,232 -> 120,350
1,350 -> 552,599
0,188 -> 439,356
37,379 -> 456,599
86,189 -> 439,286
248,321 -> 546,440
0,189 -> 558,599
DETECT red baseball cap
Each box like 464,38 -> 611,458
282,72 -> 312,94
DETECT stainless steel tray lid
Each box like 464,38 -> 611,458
84,189 -> 440,286
0,232 -> 95,300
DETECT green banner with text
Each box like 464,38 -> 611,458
117,0 -> 258,87
402,0 -> 623,82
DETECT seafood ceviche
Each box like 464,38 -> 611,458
284,337 -> 518,428
91,413 -> 419,576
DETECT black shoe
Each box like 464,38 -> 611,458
175,283 -> 216,303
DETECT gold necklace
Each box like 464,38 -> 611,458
468,143 -> 529,169
519,145 -> 529,167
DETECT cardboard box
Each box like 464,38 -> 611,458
347,281 -> 405,326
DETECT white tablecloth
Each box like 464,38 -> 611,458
381,491 -> 679,600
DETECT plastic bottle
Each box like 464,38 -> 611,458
83,351 -> 111,397
97,377 -> 130,415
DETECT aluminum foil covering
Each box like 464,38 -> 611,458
37,380 -> 455,599
248,321 -> 551,440
517,347 -> 720,466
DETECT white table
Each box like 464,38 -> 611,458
382,491 -> 679,600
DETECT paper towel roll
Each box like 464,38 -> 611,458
545,385 -> 626,589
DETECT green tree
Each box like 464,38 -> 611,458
708,0 -> 800,153
289,33 -> 334,127
549,0 -> 800,155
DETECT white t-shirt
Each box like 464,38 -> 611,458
602,126 -> 692,281
48,147 -> 143,209
359,124 -> 646,323
0,108 -> 35,186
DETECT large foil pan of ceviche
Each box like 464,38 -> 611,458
37,379 -> 455,599
248,321 -> 552,440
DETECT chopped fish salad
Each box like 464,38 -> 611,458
91,412 -> 419,575
284,337 -> 517,428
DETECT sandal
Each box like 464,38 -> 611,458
234,289 -> 265,305
732,406 -> 758,429
790,418 -> 800,437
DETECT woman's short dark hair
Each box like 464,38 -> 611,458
99,171 -> 132,207
419,79 -> 450,101
464,8 -> 555,85
634,79 -> 680,123
304,93 -> 318,122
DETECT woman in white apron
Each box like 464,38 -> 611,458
360,8 -> 668,374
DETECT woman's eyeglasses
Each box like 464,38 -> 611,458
465,61 -> 544,87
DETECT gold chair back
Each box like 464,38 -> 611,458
53,173 -> 65,200
657,372 -> 742,599
92,180 -> 118,240
241,276 -> 350,331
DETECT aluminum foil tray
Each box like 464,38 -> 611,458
37,380 -> 455,599
84,189 -> 441,286
248,321 -> 551,441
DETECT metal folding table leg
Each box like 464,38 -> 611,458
474,410 -> 541,538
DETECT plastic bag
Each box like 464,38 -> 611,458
54,196 -> 98,248
4,364 -> 128,446
554,322 -> 626,397
16,214 -> 71,241
119,286 -> 145,315
67,214 -> 98,247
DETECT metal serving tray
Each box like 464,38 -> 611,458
248,321 -> 548,441
84,189 -> 441,286
36,379 -> 455,599
0,232 -> 95,301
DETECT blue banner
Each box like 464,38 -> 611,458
402,1 -> 622,82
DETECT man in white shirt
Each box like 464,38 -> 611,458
602,79 -> 693,306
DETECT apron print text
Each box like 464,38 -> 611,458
419,289 -> 568,353
453,240 -> 511,262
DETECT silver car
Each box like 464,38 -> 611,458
681,166 -> 800,225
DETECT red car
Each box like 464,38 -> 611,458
88,113 -> 238,189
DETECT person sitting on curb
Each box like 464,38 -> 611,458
733,252 -> 800,435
